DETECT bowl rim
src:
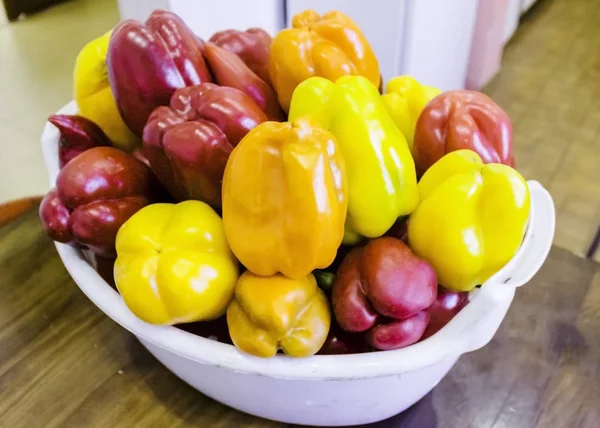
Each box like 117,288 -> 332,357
42,102 -> 556,380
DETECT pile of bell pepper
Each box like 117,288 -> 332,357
40,9 -> 530,358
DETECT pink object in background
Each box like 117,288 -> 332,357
466,0 -> 511,90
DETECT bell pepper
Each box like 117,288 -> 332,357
270,9 -> 380,112
178,317 -> 232,345
48,114 -> 110,168
227,271 -> 330,358
203,42 -> 284,121
407,149 -> 530,292
143,83 -> 267,207
413,90 -> 514,176
222,117 -> 348,279
331,237 -> 437,350
421,287 -> 469,340
318,322 -> 372,355
289,76 -> 419,244
209,28 -> 273,86
73,30 -> 138,152
39,147 -> 156,257
107,10 -> 212,137
114,201 -> 239,325
381,76 -> 441,152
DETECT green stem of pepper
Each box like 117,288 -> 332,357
314,270 -> 335,292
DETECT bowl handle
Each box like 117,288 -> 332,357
437,181 -> 555,355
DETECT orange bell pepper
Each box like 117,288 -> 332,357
227,271 -> 331,358
222,117 -> 348,279
269,9 -> 380,112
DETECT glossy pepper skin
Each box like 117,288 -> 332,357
270,9 -> 380,112
73,30 -> 138,152
332,237 -> 437,351
289,76 -> 418,244
203,42 -> 284,121
318,322 -> 372,355
222,117 -> 348,279
48,114 -> 110,168
107,10 -> 211,137
381,76 -> 441,152
114,201 -> 239,325
227,272 -> 331,358
143,83 -> 267,207
209,28 -> 272,86
408,150 -> 530,292
413,90 -> 514,176
421,287 -> 469,340
39,147 -> 155,257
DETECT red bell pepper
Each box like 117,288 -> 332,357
209,28 -> 272,86
318,322 -> 372,355
203,42 -> 284,121
142,83 -> 267,207
332,237 -> 437,350
48,114 -> 110,168
421,287 -> 469,340
413,90 -> 514,175
39,147 -> 156,257
107,10 -> 212,137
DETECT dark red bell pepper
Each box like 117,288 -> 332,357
318,321 -> 372,355
413,90 -> 514,176
203,42 -> 284,121
421,287 -> 469,340
209,28 -> 272,86
48,114 -> 110,168
332,237 -> 437,351
107,9 -> 212,137
142,82 -> 267,207
177,316 -> 232,345
39,147 -> 156,257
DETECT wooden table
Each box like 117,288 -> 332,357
1,207 -> 599,428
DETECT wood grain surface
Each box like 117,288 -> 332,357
0,196 -> 43,227
1,207 -> 599,428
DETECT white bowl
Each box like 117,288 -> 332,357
41,102 -> 556,427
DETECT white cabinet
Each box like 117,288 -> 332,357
118,0 -> 479,90
521,0 -> 540,13
117,0 -> 284,38
286,0 -> 478,90
400,0 -> 478,90
285,0 -> 407,90
504,0 -> 523,43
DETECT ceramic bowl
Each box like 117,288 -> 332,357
41,102 -> 556,426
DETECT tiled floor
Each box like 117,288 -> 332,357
484,0 -> 600,260
0,0 -> 598,259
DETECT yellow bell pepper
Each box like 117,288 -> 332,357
381,76 -> 441,151
289,76 -> 419,244
269,9 -> 380,113
74,31 -> 139,152
407,150 -> 530,292
227,271 -> 331,358
222,117 -> 348,279
114,201 -> 238,325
